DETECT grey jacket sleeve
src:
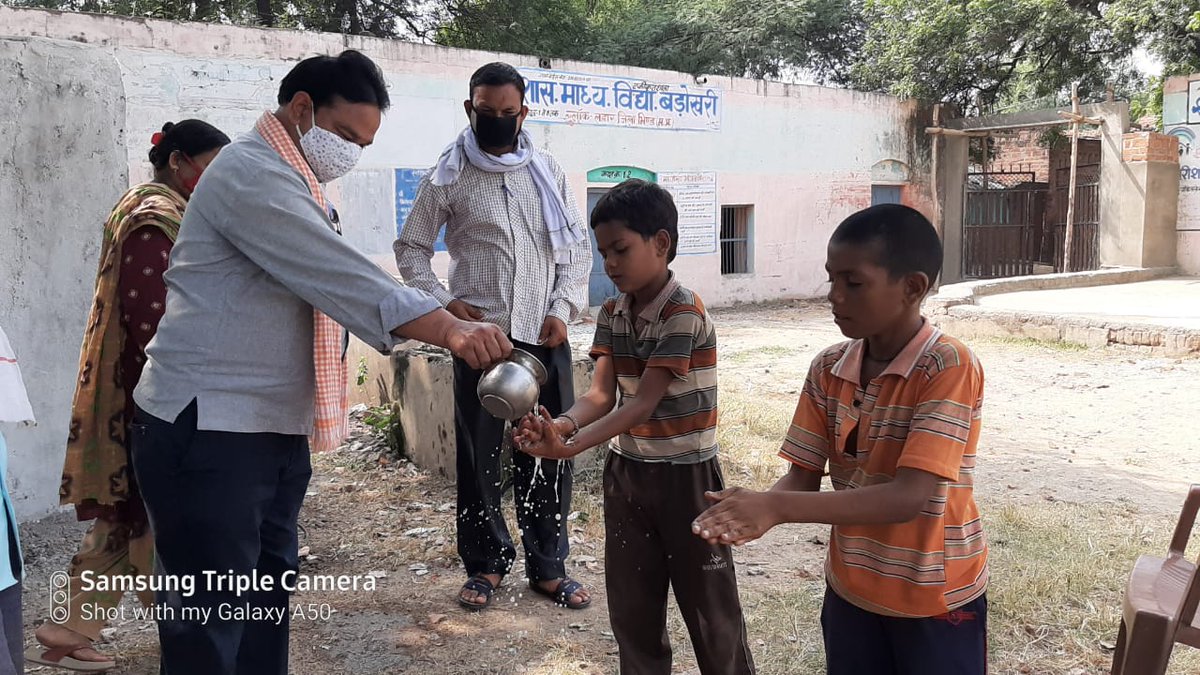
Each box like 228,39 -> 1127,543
202,160 -> 441,352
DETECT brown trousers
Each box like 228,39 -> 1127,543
64,515 -> 155,640
603,452 -> 756,675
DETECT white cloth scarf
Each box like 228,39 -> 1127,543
433,128 -> 584,263
0,325 -> 34,424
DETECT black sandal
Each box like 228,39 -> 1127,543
458,575 -> 498,611
529,577 -> 591,610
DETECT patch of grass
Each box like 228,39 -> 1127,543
717,390 -> 794,490
702,387 -> 1200,672
522,634 -> 602,674
983,500 -> 1200,673
740,580 -> 827,673
360,404 -> 405,458
723,345 -> 800,366
321,379 -> 1200,674
729,499 -> 1200,674
984,336 -> 1089,352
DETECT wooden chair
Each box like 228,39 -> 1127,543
1111,485 -> 1200,674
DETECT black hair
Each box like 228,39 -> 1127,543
469,62 -> 526,101
147,119 -> 230,170
589,179 -> 679,262
277,49 -> 390,111
829,204 -> 943,283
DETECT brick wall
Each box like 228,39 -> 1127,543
989,128 -> 1051,181
1051,138 -> 1102,172
1122,132 -> 1180,163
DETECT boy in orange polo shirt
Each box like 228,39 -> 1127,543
693,204 -> 988,674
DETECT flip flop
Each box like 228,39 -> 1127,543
529,577 -> 591,610
457,574 -> 498,611
25,644 -> 116,672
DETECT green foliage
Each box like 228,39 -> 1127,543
7,0 -> 426,35
355,357 -> 370,388
6,0 -> 1199,114
1129,75 -> 1165,128
362,405 -> 406,456
1108,0 -> 1200,76
433,0 -> 862,81
850,0 -> 1131,112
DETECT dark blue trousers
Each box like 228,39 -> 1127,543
453,340 -> 573,582
131,401 -> 311,675
821,585 -> 988,675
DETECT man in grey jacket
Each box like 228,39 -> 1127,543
132,51 -> 509,675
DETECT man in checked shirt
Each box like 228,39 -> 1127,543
395,62 -> 593,611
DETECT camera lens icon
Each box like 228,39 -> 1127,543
49,572 -> 70,624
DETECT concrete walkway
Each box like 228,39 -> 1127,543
932,275 -> 1200,355
976,277 -> 1200,330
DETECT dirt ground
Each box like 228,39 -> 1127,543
19,300 -> 1200,674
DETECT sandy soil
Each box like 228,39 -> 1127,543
19,301 -> 1200,674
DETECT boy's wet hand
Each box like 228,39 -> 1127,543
514,407 -> 569,459
513,412 -> 543,441
691,488 -> 777,546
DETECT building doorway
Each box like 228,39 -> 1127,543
586,188 -> 618,306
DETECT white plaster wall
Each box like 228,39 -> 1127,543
1163,82 -> 1200,273
1180,232 -> 1200,274
0,36 -> 129,519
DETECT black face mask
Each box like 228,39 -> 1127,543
471,108 -> 520,150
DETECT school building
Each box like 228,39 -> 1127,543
0,7 -> 936,518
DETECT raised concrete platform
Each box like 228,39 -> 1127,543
928,266 -> 1177,313
347,337 -> 597,480
930,273 -> 1200,355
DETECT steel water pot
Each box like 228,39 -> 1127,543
476,348 -> 549,421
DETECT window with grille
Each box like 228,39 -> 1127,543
720,206 -> 752,275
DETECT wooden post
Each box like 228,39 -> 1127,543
1063,84 -> 1081,273
931,104 -> 941,235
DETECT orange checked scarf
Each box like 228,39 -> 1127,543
255,112 -> 348,452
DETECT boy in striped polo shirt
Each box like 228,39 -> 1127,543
694,204 -> 988,674
516,179 -> 755,675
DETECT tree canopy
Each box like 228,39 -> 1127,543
8,0 -> 1199,112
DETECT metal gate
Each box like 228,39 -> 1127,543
1048,163 -> 1101,272
962,171 -> 1048,279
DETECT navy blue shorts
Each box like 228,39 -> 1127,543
820,585 -> 988,675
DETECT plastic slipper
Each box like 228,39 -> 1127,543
457,574 -> 498,611
529,577 -> 591,610
25,645 -> 116,672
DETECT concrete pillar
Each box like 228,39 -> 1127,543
1097,120 -> 1182,268
347,338 -> 597,481
1119,133 -> 1181,267
939,135 -> 970,283
391,347 -> 457,479
1091,102 -> 1147,267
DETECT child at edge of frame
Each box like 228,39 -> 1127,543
0,322 -> 32,675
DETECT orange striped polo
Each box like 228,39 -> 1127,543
781,320 -> 988,617
589,274 -> 718,464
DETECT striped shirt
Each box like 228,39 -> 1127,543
589,275 -> 718,464
781,320 -> 988,618
394,150 -> 591,346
